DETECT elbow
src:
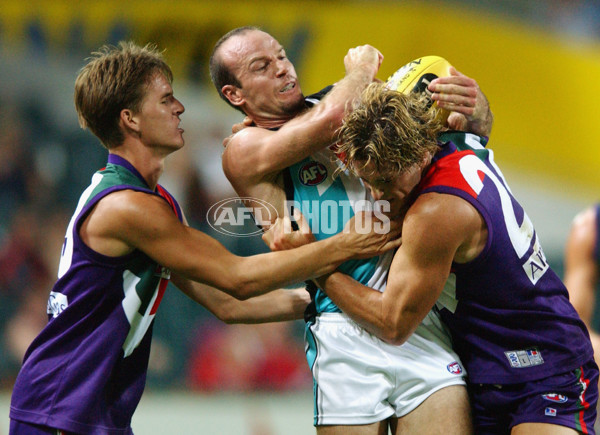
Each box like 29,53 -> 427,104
217,312 -> 241,325
379,314 -> 413,345
382,327 -> 410,346
223,275 -> 260,301
210,306 -> 244,325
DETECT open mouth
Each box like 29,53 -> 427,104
280,82 -> 295,93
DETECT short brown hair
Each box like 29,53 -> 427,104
74,41 -> 173,149
337,82 -> 444,177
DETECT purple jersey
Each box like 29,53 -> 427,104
10,155 -> 182,434
423,132 -> 594,384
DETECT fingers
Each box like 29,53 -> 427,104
294,209 -> 312,236
446,112 -> 469,131
429,70 -> 479,117
261,221 -> 275,248
382,236 -> 403,252
282,214 -> 293,235
344,45 -> 383,78
261,216 -> 290,251
428,66 -> 478,104
431,67 -> 491,134
231,117 -> 254,134
231,123 -> 245,134
222,134 -> 234,148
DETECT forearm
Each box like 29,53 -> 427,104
319,69 -> 376,121
218,287 -> 309,324
172,274 -> 308,324
228,234 -> 354,298
315,272 -> 417,345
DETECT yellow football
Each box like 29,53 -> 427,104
385,55 -> 452,122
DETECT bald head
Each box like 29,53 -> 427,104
209,26 -> 262,110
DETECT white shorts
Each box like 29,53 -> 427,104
305,310 -> 466,426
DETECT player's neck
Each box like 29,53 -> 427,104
250,105 -> 305,129
252,115 -> 293,130
109,143 -> 166,190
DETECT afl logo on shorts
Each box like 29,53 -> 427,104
542,394 -> 568,403
299,161 -> 327,186
447,361 -> 463,375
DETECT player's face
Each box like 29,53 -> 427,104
221,30 -> 305,120
356,161 -> 424,220
134,72 -> 185,152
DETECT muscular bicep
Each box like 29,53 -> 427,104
90,190 -> 239,289
383,193 -> 485,331
222,105 -> 339,184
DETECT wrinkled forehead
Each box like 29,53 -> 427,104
221,30 -> 282,71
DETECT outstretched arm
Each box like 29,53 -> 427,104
83,189 -> 401,301
172,273 -> 310,324
428,66 -> 494,137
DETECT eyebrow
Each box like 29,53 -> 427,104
248,47 -> 285,67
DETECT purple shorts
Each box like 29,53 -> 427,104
10,420 -> 76,435
469,360 -> 598,434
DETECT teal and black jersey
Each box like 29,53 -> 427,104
285,147 -> 394,317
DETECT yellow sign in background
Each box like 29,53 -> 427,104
2,0 -> 598,199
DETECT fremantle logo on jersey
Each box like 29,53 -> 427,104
504,348 -> 544,368
299,161 -> 327,186
47,291 -> 69,318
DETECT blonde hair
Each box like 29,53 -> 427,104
74,41 -> 173,149
337,82 -> 444,178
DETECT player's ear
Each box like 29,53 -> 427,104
222,85 -> 244,108
120,108 -> 141,133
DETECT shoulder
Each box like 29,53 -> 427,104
93,189 -> 175,228
221,126 -> 274,179
404,192 -> 485,262
224,126 -> 270,153
408,192 -> 481,231
79,189 -> 178,257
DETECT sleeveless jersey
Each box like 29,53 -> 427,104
426,132 -> 593,384
10,154 -> 182,434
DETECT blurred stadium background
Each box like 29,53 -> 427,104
0,0 -> 599,433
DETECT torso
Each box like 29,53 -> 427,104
423,132 -> 593,384
9,155 -> 182,434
